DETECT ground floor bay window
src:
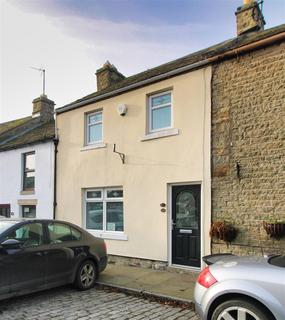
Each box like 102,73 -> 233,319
84,188 -> 127,240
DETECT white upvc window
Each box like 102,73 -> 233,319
148,91 -> 172,133
85,188 -> 124,233
86,111 -> 103,145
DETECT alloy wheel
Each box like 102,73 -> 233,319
217,306 -> 261,320
80,263 -> 95,287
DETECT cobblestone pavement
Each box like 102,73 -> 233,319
0,286 -> 200,320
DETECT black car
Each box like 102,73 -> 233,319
0,219 -> 107,300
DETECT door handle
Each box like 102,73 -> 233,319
35,252 -> 43,256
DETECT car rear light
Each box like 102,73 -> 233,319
103,241 -> 107,252
197,266 -> 217,288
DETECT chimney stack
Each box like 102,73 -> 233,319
235,0 -> 265,36
96,61 -> 125,91
32,94 -> 55,122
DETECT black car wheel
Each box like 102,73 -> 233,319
75,260 -> 97,290
212,299 -> 273,320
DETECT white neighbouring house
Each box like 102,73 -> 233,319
0,95 -> 56,219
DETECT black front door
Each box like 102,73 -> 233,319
172,185 -> 201,267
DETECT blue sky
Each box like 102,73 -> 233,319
0,0 -> 284,122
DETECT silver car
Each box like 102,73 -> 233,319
194,254 -> 285,320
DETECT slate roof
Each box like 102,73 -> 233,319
57,23 -> 285,114
0,117 -> 55,152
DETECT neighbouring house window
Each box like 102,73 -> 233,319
86,111 -> 103,145
148,91 -> 172,133
23,152 -> 35,190
22,205 -> 36,218
85,188 -> 124,232
0,204 -> 10,218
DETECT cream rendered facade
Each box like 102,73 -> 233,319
56,66 -> 212,267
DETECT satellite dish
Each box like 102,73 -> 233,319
117,104 -> 127,116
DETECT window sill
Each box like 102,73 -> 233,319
20,190 -> 35,195
80,143 -> 106,151
141,128 -> 179,141
87,230 -> 128,241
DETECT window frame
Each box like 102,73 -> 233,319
84,187 -> 124,236
85,110 -> 103,146
21,205 -> 36,218
22,151 -> 35,191
148,90 -> 173,134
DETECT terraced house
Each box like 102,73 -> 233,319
56,0 -> 285,269
0,95 -> 56,219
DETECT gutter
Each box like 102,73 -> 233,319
56,31 -> 285,115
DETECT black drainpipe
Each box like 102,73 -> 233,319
53,138 -> 59,219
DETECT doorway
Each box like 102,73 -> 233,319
171,185 -> 201,268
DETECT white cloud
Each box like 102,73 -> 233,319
0,1 -> 225,122
1,1 -> 213,122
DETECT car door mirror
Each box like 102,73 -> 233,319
1,239 -> 22,250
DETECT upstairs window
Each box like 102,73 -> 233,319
148,91 -> 172,133
86,111 -> 103,145
23,152 -> 35,191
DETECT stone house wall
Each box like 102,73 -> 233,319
211,41 -> 285,255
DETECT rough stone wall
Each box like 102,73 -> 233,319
211,41 -> 285,256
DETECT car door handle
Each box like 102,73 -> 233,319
35,252 -> 43,256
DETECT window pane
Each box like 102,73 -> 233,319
0,221 -> 16,234
106,202 -> 124,231
151,105 -> 171,130
88,113 -> 102,124
88,123 -> 102,143
25,153 -> 35,170
22,205 -> 36,218
151,93 -> 171,107
24,171 -> 35,190
71,227 -> 81,241
87,191 -> 101,199
107,190 -> 123,198
86,202 -> 103,230
48,223 -> 73,243
6,223 -> 43,247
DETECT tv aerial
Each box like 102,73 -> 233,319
30,66 -> 46,95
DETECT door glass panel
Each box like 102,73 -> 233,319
176,191 -> 198,229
